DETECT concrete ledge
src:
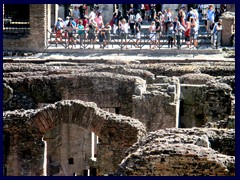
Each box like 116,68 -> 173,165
41,48 -> 222,55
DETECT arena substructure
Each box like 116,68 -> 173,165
3,54 -> 235,176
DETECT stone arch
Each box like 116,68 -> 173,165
31,100 -> 146,175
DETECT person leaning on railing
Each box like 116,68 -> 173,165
103,23 -> 111,48
77,20 -> 85,49
167,22 -> 174,49
184,21 -> 191,49
135,18 -> 142,48
149,21 -> 156,50
155,17 -> 161,46
65,21 -> 76,49
88,19 -> 97,49
175,21 -> 185,49
119,19 -> 129,49
54,17 -> 64,46
190,17 -> 198,49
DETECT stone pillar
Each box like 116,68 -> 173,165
51,4 -> 58,27
28,4 -> 47,50
221,11 -> 235,46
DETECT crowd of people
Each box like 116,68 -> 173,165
52,4 -> 224,49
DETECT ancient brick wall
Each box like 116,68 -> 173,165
180,74 -> 232,128
3,100 -> 146,176
3,60 -> 235,176
3,4 -> 48,51
4,72 -> 145,117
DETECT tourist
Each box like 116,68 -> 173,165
149,21 -> 156,49
211,19 -> 223,49
77,20 -> 85,48
135,9 -> 142,24
63,16 -> 70,39
206,4 -> 215,33
190,17 -> 198,49
79,4 -> 86,19
144,4 -> 151,21
119,19 -> 129,49
103,23 -> 111,48
94,11 -> 103,29
65,21 -> 75,49
135,17 -> 142,48
98,24 -> 105,48
155,17 -> 161,46
54,17 -> 64,46
150,5 -> 156,21
175,21 -> 185,49
72,6 -> 80,25
88,19 -> 97,49
88,7 -> 96,21
167,22 -> 174,49
164,8 -> 172,33
186,7 -> 196,22
140,4 -> 145,20
184,21 -> 191,49
128,10 -> 135,35
178,9 -> 186,27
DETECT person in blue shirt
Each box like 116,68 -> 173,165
206,4 -> 215,33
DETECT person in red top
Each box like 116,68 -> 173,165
82,15 -> 88,28
144,4 -> 150,21
184,21 -> 191,48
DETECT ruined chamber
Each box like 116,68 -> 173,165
3,56 -> 235,176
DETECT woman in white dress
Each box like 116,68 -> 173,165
120,19 -> 129,49
149,21 -> 156,49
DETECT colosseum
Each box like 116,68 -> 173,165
3,4 -> 235,176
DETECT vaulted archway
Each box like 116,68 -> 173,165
3,100 -> 146,176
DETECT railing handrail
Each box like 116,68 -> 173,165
46,28 -> 221,50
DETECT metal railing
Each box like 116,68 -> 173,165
46,29 -> 221,50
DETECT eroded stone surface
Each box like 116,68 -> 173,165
115,128 -> 235,176
3,59 -> 235,176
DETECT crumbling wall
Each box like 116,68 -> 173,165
4,100 -> 146,176
179,73 -> 233,128
132,82 -> 179,131
4,72 -> 146,117
115,128 -> 235,176
3,110 -> 44,176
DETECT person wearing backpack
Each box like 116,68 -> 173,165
54,17 -> 64,46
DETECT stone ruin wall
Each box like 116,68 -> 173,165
3,60 -> 235,176
4,100 -> 146,176
3,4 -> 49,51
115,128 -> 235,176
